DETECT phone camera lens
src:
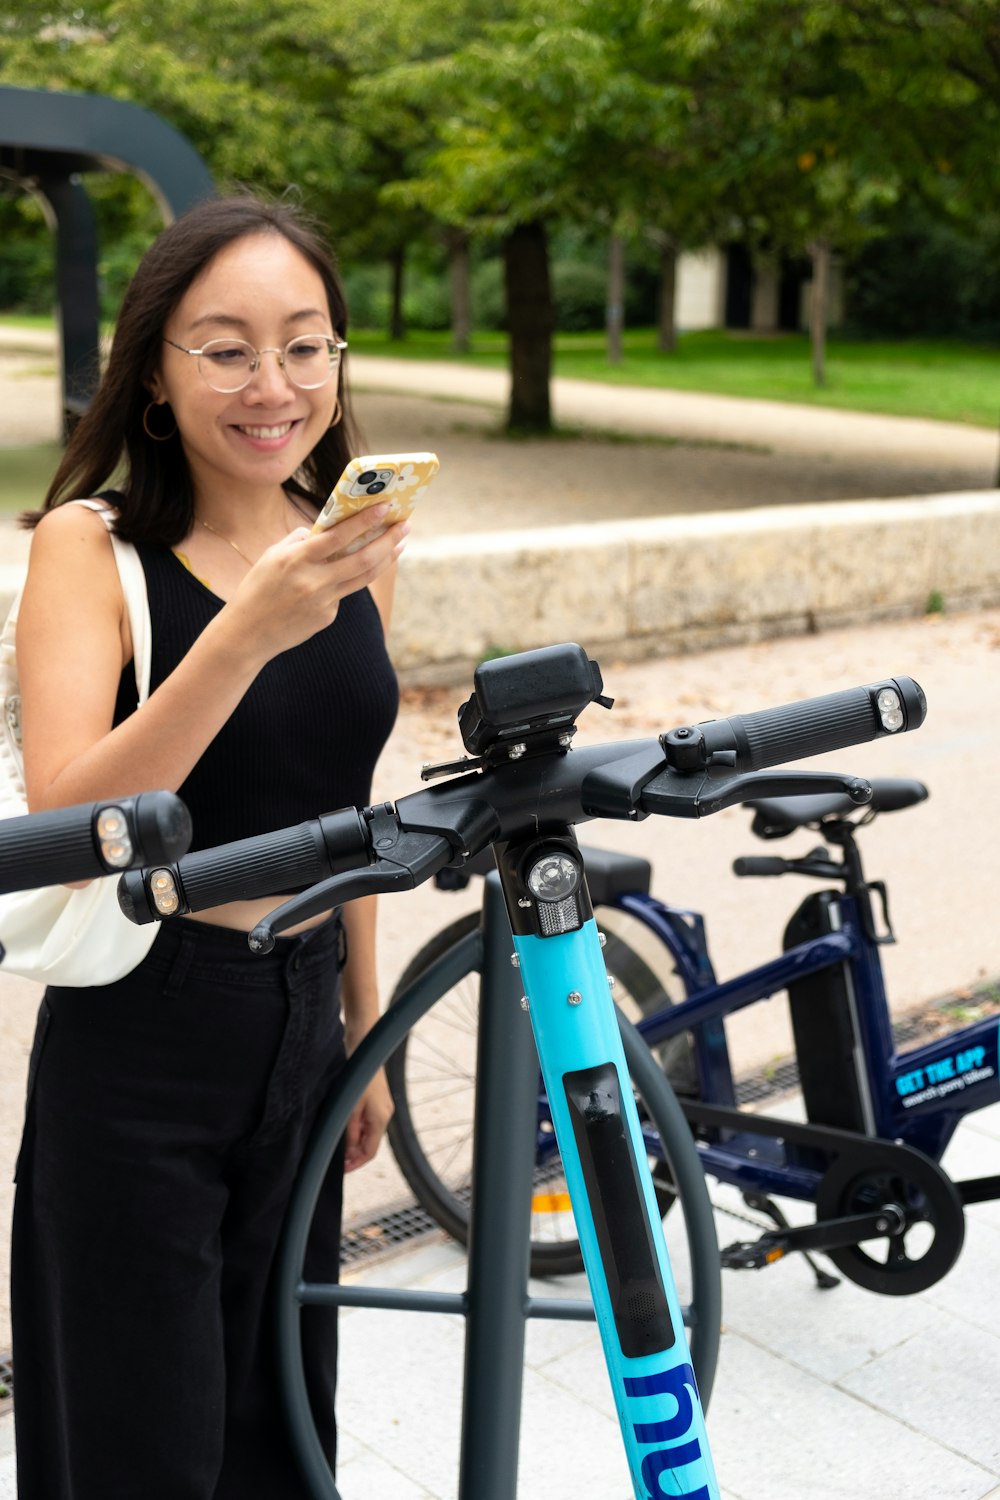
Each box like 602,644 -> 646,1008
365,481 -> 387,494
358,470 -> 378,485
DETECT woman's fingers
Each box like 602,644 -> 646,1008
333,519 -> 410,581
343,1073 -> 394,1173
311,501 -> 394,556
224,506 -> 408,659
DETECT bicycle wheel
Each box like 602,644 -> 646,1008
385,910 -> 696,1277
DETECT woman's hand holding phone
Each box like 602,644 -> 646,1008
311,451 -> 439,557
223,503 -> 408,663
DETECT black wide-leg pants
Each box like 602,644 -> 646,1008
11,913 -> 348,1500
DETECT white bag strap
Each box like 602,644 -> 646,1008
72,500 -> 152,703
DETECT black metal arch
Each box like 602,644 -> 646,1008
0,84 -> 216,430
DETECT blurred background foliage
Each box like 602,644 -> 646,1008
1,0 -> 998,425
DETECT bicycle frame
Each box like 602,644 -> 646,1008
612,886 -> 1000,1198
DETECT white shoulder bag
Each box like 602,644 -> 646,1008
0,499 -> 159,987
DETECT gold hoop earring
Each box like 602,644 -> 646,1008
328,397 -> 343,430
143,401 -> 177,441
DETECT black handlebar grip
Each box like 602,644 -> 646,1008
176,823 -> 338,918
665,677 -> 926,774
118,808 -> 370,923
732,856 -> 788,877
0,804 -> 104,894
0,791 -> 191,896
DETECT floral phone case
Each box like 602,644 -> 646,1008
311,451 -> 440,553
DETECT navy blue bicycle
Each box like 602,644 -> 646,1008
387,761 -> 994,1297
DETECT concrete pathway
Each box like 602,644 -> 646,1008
331,1095 -> 1000,1500
1,333 -> 996,543
2,320 -> 995,467
351,351 -> 1000,464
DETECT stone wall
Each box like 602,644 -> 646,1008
2,491 -> 998,687
387,491 -> 1000,683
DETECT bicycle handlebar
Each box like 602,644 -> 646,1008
0,791 -> 191,895
660,676 -> 926,774
117,808 -> 370,925
732,856 -> 790,877
117,653 -> 925,944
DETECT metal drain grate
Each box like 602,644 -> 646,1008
0,1356 -> 12,1401
342,1198 -> 454,1269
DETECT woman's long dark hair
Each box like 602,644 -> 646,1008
23,193 -> 360,547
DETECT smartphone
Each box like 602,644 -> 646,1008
311,451 -> 440,553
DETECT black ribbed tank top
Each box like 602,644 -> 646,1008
112,543 -> 399,852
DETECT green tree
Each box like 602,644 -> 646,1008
4,0 -> 997,415
0,1 -> 439,313
380,2 -> 721,427
683,0 -> 1000,379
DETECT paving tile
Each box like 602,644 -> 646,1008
335,1428 -> 365,1467
337,1443 -> 436,1500
517,1363 -> 634,1499
708,1176 -> 946,1388
964,1099 -> 1000,1141
746,1092 -> 808,1124
923,1217 -> 1000,1337
327,1097 -> 1000,1500
345,1236 -> 465,1291
940,1123 -> 1000,1228
719,1249 -> 944,1384
525,1320 -> 618,1418
335,1302 -> 467,1497
706,1330 -> 995,1500
942,1112 -> 1000,1172
523,1294 -> 602,1371
838,1319 -> 1000,1475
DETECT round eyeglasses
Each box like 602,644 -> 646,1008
163,334 -> 347,393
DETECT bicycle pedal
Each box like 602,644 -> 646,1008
719,1236 -> 786,1271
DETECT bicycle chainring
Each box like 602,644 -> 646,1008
815,1143 -> 965,1296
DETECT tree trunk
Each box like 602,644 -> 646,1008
389,246 -> 406,341
657,240 -> 678,353
445,228 -> 473,355
808,236 -> 830,387
503,221 -> 554,433
606,231 -> 625,364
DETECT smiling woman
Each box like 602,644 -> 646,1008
10,194 -> 410,1499
140,234 -> 349,570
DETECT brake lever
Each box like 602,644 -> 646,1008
642,768 -> 873,819
248,829 -> 454,952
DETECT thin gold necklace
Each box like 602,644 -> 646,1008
197,497 -> 312,567
198,515 -> 254,566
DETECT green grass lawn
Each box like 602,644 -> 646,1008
3,315 -> 998,428
0,312 -> 60,330
348,327 -> 1000,429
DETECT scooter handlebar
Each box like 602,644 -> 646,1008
662,676 -> 926,774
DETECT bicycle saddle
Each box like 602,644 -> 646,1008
746,777 -> 928,839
